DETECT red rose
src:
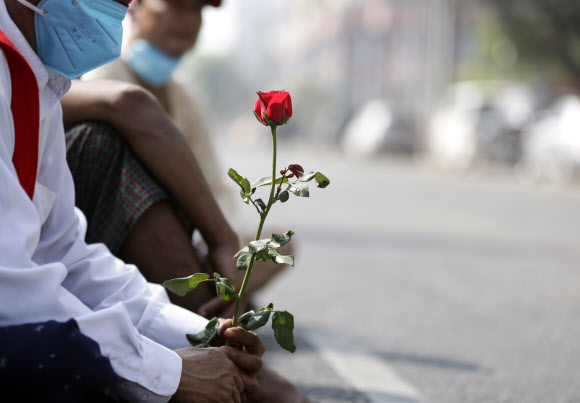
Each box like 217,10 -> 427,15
254,91 -> 293,126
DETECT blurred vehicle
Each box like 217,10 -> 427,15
426,81 -> 536,169
515,95 -> 580,185
339,99 -> 418,158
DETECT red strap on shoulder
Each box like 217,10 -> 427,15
0,29 -> 39,200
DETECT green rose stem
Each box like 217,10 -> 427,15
226,125 -> 278,346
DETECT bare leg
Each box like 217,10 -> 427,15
118,200 -> 215,312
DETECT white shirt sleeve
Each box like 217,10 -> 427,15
0,60 -> 208,399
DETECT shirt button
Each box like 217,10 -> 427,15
140,392 -> 149,400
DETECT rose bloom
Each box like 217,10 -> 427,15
254,91 -> 292,125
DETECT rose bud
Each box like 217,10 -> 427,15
253,91 -> 293,126
286,164 -> 304,178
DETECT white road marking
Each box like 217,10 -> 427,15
304,329 -> 424,403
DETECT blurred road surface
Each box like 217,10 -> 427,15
219,136 -> 580,403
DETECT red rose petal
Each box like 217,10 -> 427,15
254,98 -> 266,124
284,93 -> 293,119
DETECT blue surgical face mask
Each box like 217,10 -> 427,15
125,39 -> 181,88
17,0 -> 127,78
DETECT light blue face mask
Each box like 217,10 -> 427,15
17,0 -> 127,78
125,39 -> 182,88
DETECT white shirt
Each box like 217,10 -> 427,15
0,2 -> 208,400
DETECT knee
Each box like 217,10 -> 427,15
66,121 -> 129,161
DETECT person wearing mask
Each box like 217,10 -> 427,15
63,0 -> 288,318
0,0 -> 266,401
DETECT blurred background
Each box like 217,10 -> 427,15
175,1 -> 580,402
184,0 -> 580,185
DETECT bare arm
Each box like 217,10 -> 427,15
61,79 -> 242,287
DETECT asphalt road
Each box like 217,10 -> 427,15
220,137 -> 580,403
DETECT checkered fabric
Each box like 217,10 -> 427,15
65,122 -> 169,254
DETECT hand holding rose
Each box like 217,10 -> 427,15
164,91 -> 329,353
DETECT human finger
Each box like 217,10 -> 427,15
217,318 -> 234,338
238,371 -> 259,393
220,346 -> 263,374
215,319 -> 242,349
225,365 -> 243,403
232,389 -> 242,403
224,327 -> 266,356
233,370 -> 244,394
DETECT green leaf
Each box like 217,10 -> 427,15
255,249 -> 271,261
252,176 -> 288,188
298,171 -> 316,182
248,240 -> 268,254
273,254 -> 295,266
278,190 -> 289,202
239,310 -> 255,326
186,317 -> 219,348
233,246 -> 250,258
236,254 -> 251,271
251,176 -> 272,188
253,111 -> 267,126
249,241 -> 270,261
245,308 -> 272,331
270,231 -> 295,248
272,311 -> 296,353
214,273 -> 237,301
314,172 -> 330,188
289,183 -> 309,197
279,255 -> 295,266
263,112 -> 271,125
239,189 -> 252,204
237,239 -> 274,263
235,238 -> 271,258
228,168 -> 251,193
255,198 -> 267,212
268,248 -> 295,266
162,273 -> 210,297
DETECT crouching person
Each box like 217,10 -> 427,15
0,0 -> 260,401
